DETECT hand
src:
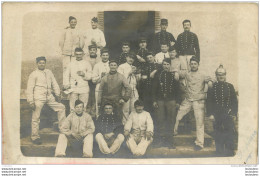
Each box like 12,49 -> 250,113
29,103 -> 35,111
170,41 -> 175,46
104,132 -> 114,139
72,133 -> 82,141
150,70 -> 157,78
101,72 -> 106,78
145,132 -> 152,141
208,81 -> 213,89
77,71 -> 85,77
174,72 -> 179,81
153,102 -> 158,108
119,99 -> 125,105
141,75 -> 148,80
124,131 -> 130,139
209,115 -> 215,121
205,76 -> 211,83
137,55 -> 146,63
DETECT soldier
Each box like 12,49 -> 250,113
92,48 -> 110,117
59,16 -> 84,77
176,19 -> 200,72
27,57 -> 66,145
55,100 -> 95,158
155,42 -> 170,65
63,47 -> 92,112
153,18 -> 176,54
98,60 -> 132,124
135,37 -> 149,71
173,57 -> 212,151
117,42 -> 131,66
152,58 -> 180,148
83,17 -> 106,56
207,65 -> 238,156
118,53 -> 139,124
95,102 -> 125,156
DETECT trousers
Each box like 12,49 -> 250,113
31,96 -> 66,140
179,55 -> 193,72
126,134 -> 152,156
55,133 -> 93,157
95,133 -> 125,154
69,93 -> 89,112
122,95 -> 139,125
175,99 -> 205,148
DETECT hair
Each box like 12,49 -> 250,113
134,100 -> 144,107
36,56 -> 46,63
88,45 -> 97,50
160,41 -> 169,46
162,58 -> 171,64
69,16 -> 76,23
103,102 -> 113,108
122,42 -> 130,47
92,17 -> 98,23
74,47 -> 84,52
145,51 -> 155,58
75,99 -> 84,107
101,48 -> 109,55
109,60 -> 118,65
182,19 -> 191,26
189,56 -> 199,64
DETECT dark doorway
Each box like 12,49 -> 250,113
104,11 -> 155,58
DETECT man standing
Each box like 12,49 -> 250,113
92,47 -> 110,117
173,57 -> 211,150
83,17 -> 106,56
153,18 -> 176,54
207,65 -> 238,156
63,47 -> 92,112
176,19 -> 200,72
27,57 -> 66,145
117,42 -> 131,66
152,58 -> 180,148
135,37 -> 149,71
98,60 -> 132,124
55,100 -> 95,158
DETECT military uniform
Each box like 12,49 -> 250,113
153,31 -> 175,54
207,81 -> 238,156
135,48 -> 148,70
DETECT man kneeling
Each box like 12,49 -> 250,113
95,102 -> 125,155
124,100 -> 154,156
55,100 -> 95,157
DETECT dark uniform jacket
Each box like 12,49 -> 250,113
153,31 -> 176,54
152,70 -> 181,103
207,81 -> 238,118
135,48 -> 149,70
176,31 -> 200,60
95,114 -> 124,135
117,52 -> 128,66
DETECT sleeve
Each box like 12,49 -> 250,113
174,79 -> 182,104
124,112 -> 133,132
92,64 -> 100,84
229,84 -> 238,116
152,33 -> 158,53
83,62 -> 93,81
79,32 -> 85,49
98,77 -> 105,104
63,63 -> 71,87
152,72 -> 159,102
194,34 -> 200,61
26,72 -> 36,104
170,33 -> 176,43
121,75 -> 132,102
113,116 -> 124,135
59,30 -> 66,51
117,65 -> 124,76
206,86 -> 214,116
50,71 -> 60,96
94,115 -> 102,134
60,114 -> 72,136
99,31 -> 106,47
81,115 -> 95,137
176,34 -> 181,55
145,112 -> 154,134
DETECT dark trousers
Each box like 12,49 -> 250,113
214,115 -> 236,156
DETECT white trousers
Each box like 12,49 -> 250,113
69,93 -> 89,112
126,134 -> 152,156
179,55 -> 193,72
55,133 -> 93,157
122,95 -> 138,125
94,83 -> 101,117
31,97 -> 66,140
95,133 -> 125,154
175,99 -> 205,148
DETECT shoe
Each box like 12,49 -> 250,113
194,145 -> 203,151
56,154 -> 66,157
32,138 -> 42,145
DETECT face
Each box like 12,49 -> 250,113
91,21 -> 98,29
161,45 -> 169,53
135,105 -> 144,113
139,41 -> 147,49
37,60 -> 46,70
126,56 -> 134,65
109,62 -> 118,72
160,24 -> 168,31
169,50 -> 177,59
146,55 -> 154,63
122,45 -> 130,53
216,73 -> 226,82
190,61 -> 199,72
75,51 -> 84,61
104,105 -> 113,114
69,19 -> 77,29
162,61 -> 171,71
101,52 -> 109,62
183,22 -> 191,32
89,48 -> 97,56
75,103 -> 84,114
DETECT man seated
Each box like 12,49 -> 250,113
124,100 -> 154,157
55,100 -> 95,158
95,102 -> 125,156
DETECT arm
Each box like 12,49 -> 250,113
59,30 -> 66,51
92,64 -> 100,84
194,34 -> 200,61
124,113 -> 133,132
50,71 -> 60,97
98,77 -> 105,105
63,64 -> 71,88
83,62 -> 92,81
60,114 -> 72,136
113,116 -> 124,135
229,84 -> 238,116
146,112 -> 154,134
206,86 -> 214,116
152,72 -> 159,102
97,31 -> 106,48
26,72 -> 35,104
81,115 -> 95,137
121,75 -> 132,102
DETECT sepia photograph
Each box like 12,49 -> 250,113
2,2 -> 258,165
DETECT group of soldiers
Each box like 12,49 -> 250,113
26,16 -> 238,158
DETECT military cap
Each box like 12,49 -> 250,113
92,17 -> 98,23
190,56 -> 199,64
122,41 -> 130,47
101,47 -> 109,55
109,59 -> 118,65
88,44 -> 97,50
161,18 -> 168,25
75,47 -> 84,52
69,16 -> 76,23
145,51 -> 155,57
36,56 -> 46,63
134,99 -> 144,107
215,64 -> 226,75
138,37 -> 147,43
